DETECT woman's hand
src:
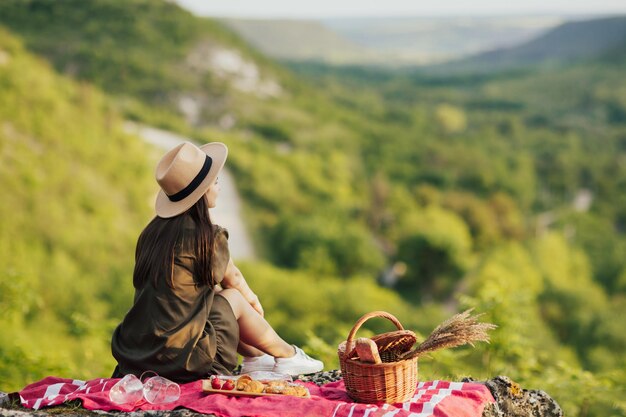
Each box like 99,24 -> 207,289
248,294 -> 264,317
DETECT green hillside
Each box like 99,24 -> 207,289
431,15 -> 626,74
1,1 -> 626,415
287,54 -> 626,414
0,28 -> 154,386
0,0 -> 294,130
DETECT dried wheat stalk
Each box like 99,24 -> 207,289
399,309 -> 497,360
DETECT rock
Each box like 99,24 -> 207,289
0,402 -> 215,417
297,369 -> 342,385
467,375 -> 563,417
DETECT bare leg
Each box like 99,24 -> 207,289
218,289 -> 294,358
238,341 -> 266,357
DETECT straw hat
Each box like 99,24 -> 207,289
154,141 -> 228,218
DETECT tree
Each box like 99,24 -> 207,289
395,206 -> 473,300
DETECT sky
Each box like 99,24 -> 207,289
175,0 -> 626,19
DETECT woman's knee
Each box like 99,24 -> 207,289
217,288 -> 246,318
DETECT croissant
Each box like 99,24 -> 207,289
236,375 -> 253,390
264,380 -> 288,394
289,384 -> 309,398
243,380 -> 265,393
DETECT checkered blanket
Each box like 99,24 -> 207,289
18,376 -> 494,417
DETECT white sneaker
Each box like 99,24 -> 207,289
240,353 -> 275,374
273,346 -> 324,376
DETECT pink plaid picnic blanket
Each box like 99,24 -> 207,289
18,376 -> 494,417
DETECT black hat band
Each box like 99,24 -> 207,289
167,154 -> 213,202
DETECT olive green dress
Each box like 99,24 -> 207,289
111,221 -> 239,382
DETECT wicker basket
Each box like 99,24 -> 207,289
338,311 -> 419,404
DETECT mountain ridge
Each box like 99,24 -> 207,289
223,15 -> 564,66
222,18 -> 371,64
427,15 -> 626,74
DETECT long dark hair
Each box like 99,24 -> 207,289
133,196 -> 216,289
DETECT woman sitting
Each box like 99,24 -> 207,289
111,141 -> 323,382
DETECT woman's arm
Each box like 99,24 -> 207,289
221,258 -> 264,316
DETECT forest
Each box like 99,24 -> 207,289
0,1 -> 625,416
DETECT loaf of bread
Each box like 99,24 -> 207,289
355,337 -> 382,364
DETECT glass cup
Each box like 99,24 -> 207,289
109,374 -> 144,405
142,375 -> 181,404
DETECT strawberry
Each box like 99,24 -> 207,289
222,380 -> 235,391
211,376 -> 222,389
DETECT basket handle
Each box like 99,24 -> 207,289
344,311 -> 404,354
